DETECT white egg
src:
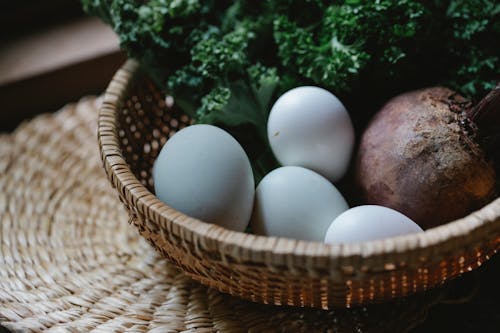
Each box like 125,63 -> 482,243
267,86 -> 355,182
153,124 -> 254,232
251,166 -> 349,241
324,205 -> 423,244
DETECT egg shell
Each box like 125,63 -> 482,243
267,86 -> 355,182
153,124 -> 254,232
251,166 -> 349,241
324,205 -> 424,244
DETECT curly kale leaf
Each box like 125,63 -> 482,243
166,20 -> 258,116
274,1 -> 428,93
82,0 -> 231,85
83,0 -> 500,179
197,64 -> 279,128
191,23 -> 255,79
195,64 -> 280,182
445,0 -> 500,98
274,14 -> 369,93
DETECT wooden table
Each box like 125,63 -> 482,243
0,16 -> 125,132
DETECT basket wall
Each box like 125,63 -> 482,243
98,60 -> 500,308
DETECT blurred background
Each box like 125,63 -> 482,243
0,0 -> 126,132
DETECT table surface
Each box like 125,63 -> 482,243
0,16 -> 125,133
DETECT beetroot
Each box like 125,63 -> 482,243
355,85 -> 500,229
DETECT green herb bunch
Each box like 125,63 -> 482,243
83,0 -> 500,180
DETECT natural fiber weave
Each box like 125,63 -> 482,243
0,96 -> 444,332
98,60 -> 500,308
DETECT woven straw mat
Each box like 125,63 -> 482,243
0,96 -> 445,332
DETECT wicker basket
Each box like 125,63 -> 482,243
98,59 -> 500,309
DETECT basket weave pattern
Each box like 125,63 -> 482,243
99,60 -> 500,308
0,96 -> 447,332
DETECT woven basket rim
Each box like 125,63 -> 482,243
98,59 -> 500,267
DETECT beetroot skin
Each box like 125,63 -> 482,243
355,87 -> 497,229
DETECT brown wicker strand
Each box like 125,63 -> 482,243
1,94 -> 445,332
97,59 -> 500,308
